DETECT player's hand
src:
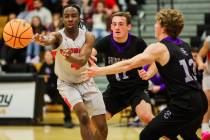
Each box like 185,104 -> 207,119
197,63 -> 208,71
149,85 -> 160,94
43,75 -> 49,83
138,69 -> 150,80
34,33 -> 49,46
88,55 -> 97,66
90,55 -> 97,62
84,59 -> 100,77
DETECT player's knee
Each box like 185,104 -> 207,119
136,101 -> 154,124
138,111 -> 153,124
97,121 -> 108,136
78,112 -> 90,126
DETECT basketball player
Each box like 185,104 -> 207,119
92,12 -> 154,124
87,9 -> 208,139
197,36 -> 210,139
34,5 -> 107,140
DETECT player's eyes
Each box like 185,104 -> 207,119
112,23 -> 125,26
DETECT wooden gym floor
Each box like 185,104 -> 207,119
0,107 -> 140,140
0,106 -> 201,140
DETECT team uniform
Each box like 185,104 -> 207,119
202,36 -> 210,91
55,28 -> 106,116
94,33 -> 150,116
140,37 -> 208,140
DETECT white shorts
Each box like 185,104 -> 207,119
57,78 -> 106,116
203,73 -> 210,91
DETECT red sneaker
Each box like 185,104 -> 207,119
202,131 -> 210,140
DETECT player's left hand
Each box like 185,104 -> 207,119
138,69 -> 150,80
83,59 -> 100,77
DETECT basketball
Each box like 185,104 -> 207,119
3,19 -> 33,49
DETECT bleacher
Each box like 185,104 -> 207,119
130,0 -> 210,47
190,13 -> 210,48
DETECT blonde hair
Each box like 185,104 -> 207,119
156,9 -> 184,38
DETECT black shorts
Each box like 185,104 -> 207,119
140,90 -> 208,140
103,85 -> 151,116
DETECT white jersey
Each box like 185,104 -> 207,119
55,28 -> 89,83
204,36 -> 210,75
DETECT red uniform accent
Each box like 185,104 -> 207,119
63,97 -> 72,110
208,52 -> 210,60
59,48 -> 81,70
51,50 -> 57,60
93,0 -> 117,9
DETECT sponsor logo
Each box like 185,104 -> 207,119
0,94 -> 13,107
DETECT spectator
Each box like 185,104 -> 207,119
26,0 -> 52,28
93,0 -> 119,15
92,1 -> 108,41
26,16 -> 45,64
47,13 -> 63,32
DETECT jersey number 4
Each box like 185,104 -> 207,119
179,59 -> 197,83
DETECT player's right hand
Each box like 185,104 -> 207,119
34,33 -> 49,46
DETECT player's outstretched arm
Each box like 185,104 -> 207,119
34,32 -> 61,48
87,43 -> 165,77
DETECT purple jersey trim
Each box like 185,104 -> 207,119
111,33 -> 131,53
162,36 -> 184,45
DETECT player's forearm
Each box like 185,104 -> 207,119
34,33 -> 58,47
65,55 -> 88,67
41,35 -> 57,46
196,55 -> 204,66
99,54 -> 151,76
97,59 -> 132,76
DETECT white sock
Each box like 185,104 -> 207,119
202,123 -> 210,132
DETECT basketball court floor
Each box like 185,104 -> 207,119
0,110 -> 140,140
0,108 -> 201,140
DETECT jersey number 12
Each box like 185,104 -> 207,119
179,59 -> 197,83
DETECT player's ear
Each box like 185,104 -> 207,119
128,24 -> 132,31
111,23 -> 114,31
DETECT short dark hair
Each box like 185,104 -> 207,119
63,4 -> 81,16
111,12 -> 131,25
